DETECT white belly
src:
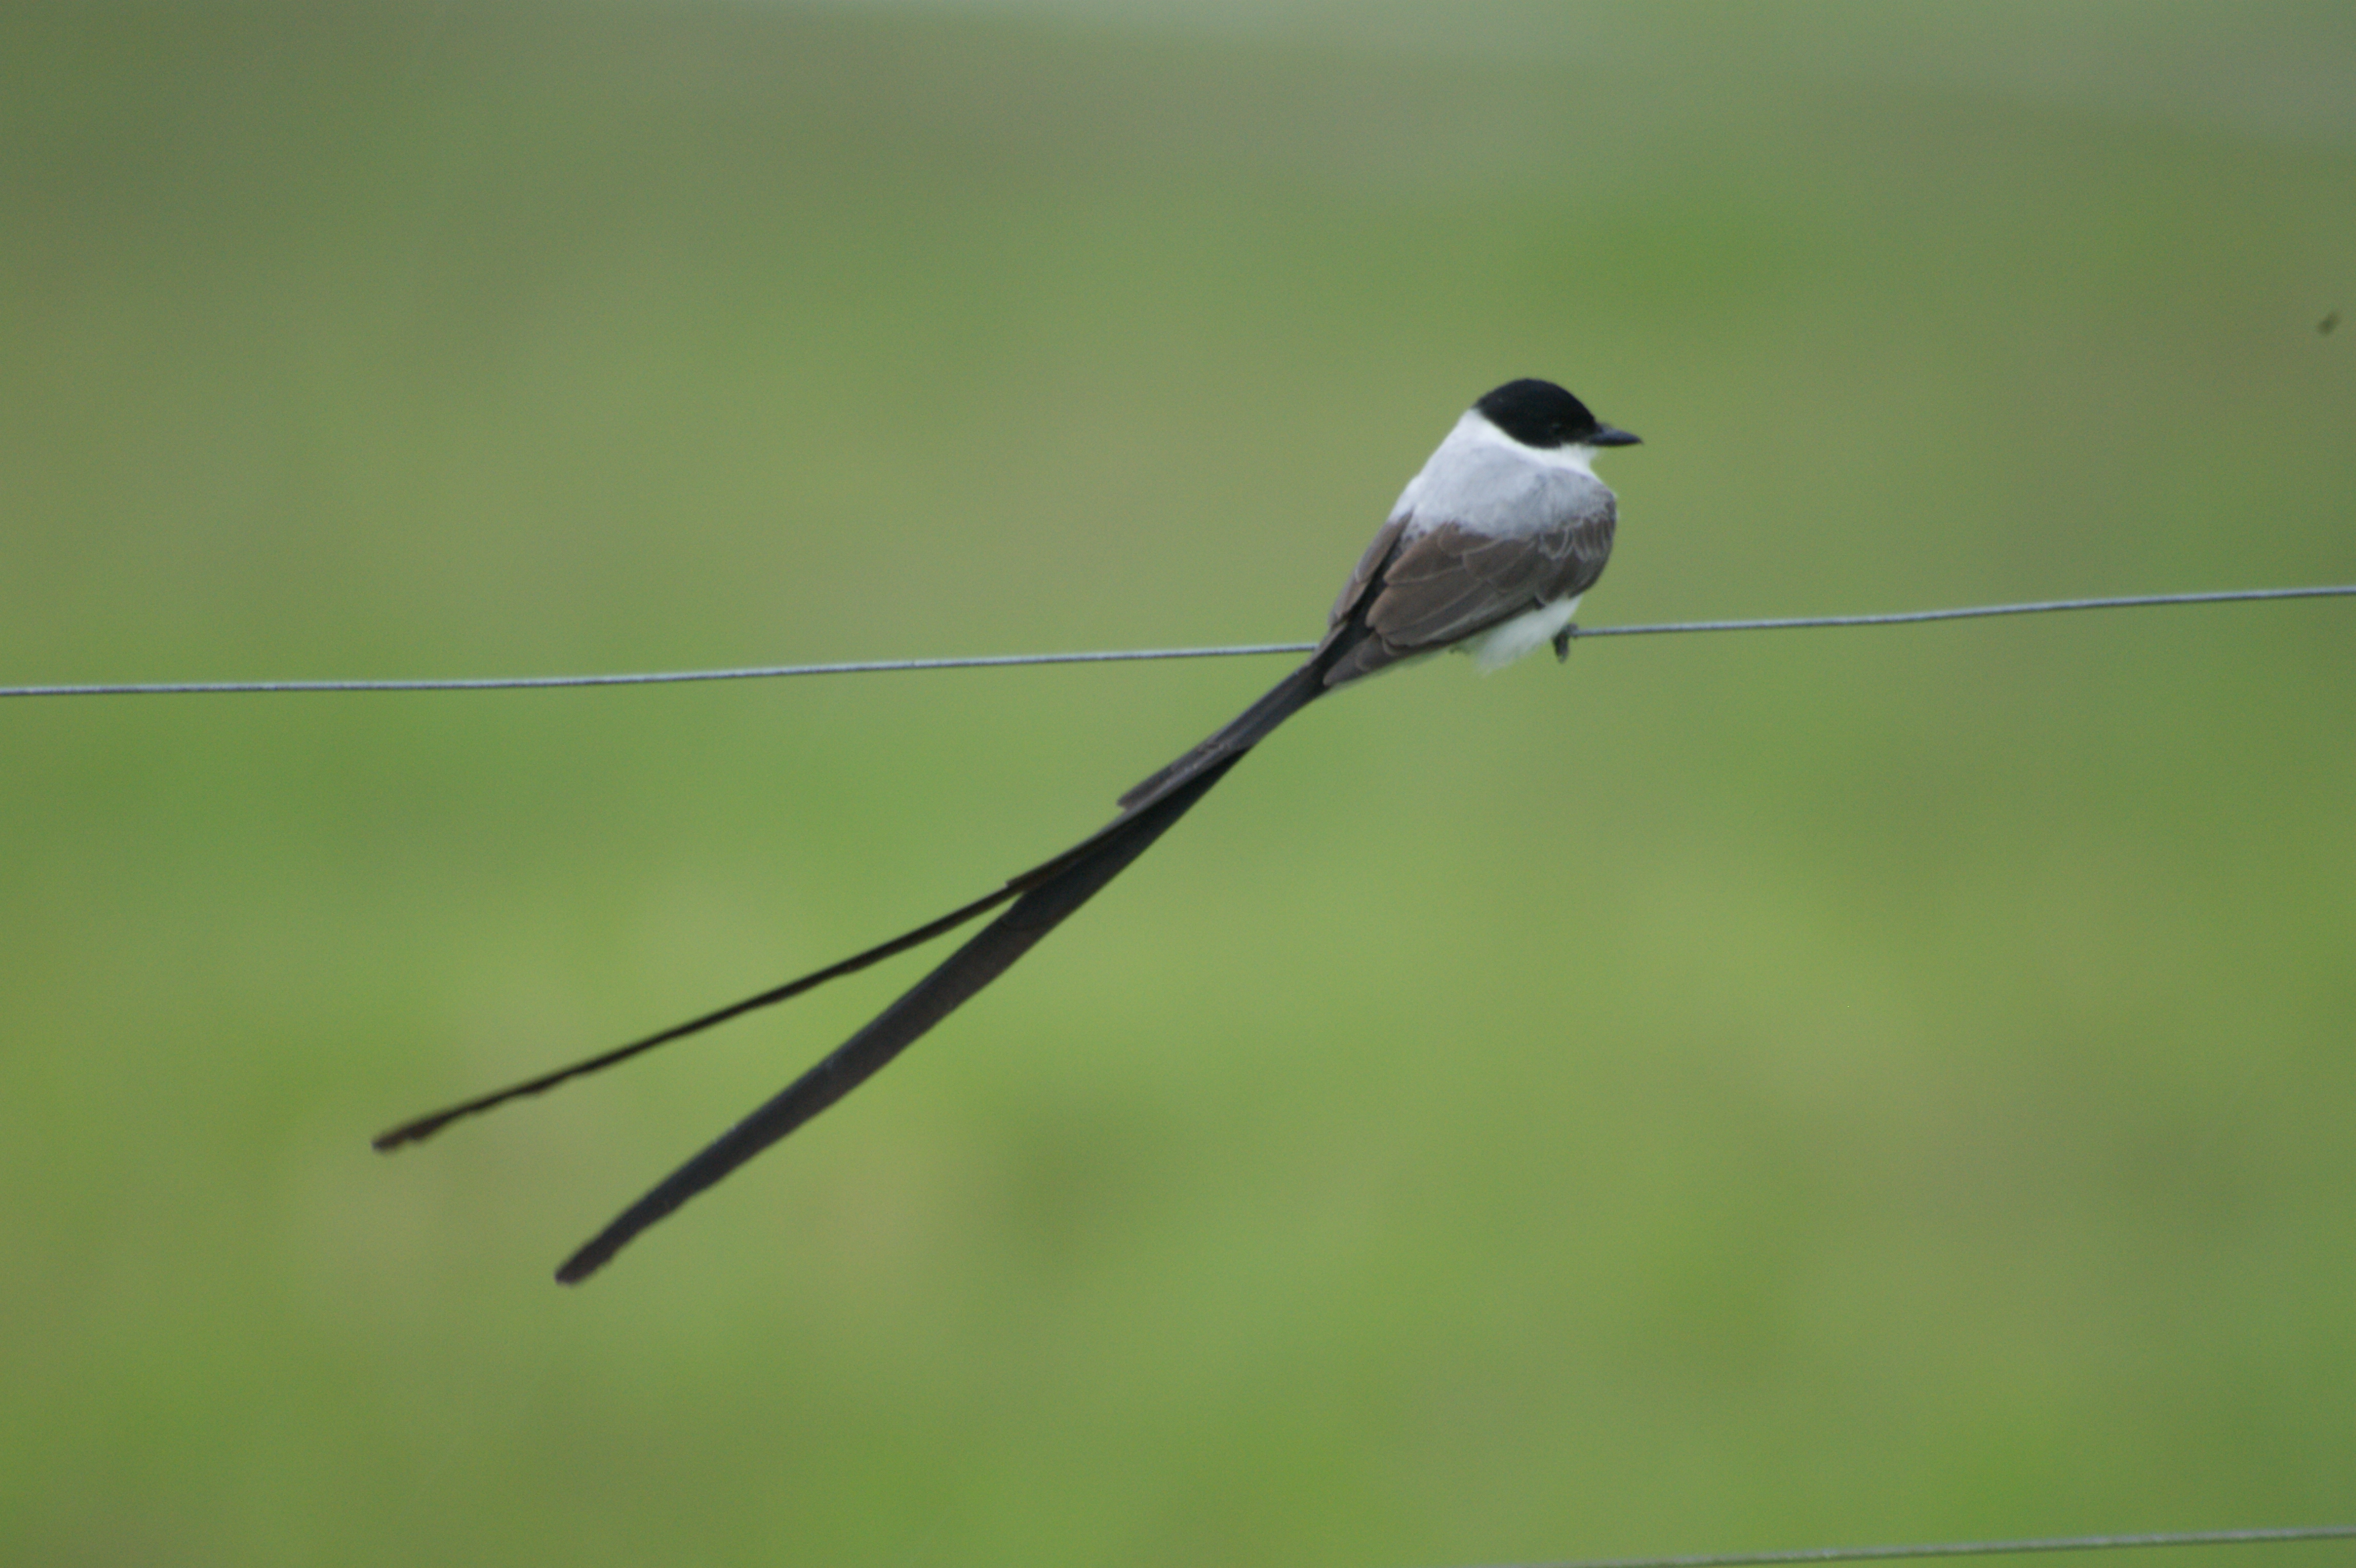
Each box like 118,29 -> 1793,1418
1460,595 -> 1582,672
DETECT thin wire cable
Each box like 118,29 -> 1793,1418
1583,584 -> 2356,639
0,643 -> 1322,697
1471,1524 -> 2356,1568
2,584 -> 2349,699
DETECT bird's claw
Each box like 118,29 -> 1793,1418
1553,624 -> 1578,663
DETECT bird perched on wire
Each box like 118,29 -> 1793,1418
376,377 -> 1640,1283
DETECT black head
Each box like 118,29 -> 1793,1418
1474,378 -> 1640,450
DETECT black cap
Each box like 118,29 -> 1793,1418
1474,378 -> 1639,450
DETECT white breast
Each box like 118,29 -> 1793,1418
1389,412 -> 1613,542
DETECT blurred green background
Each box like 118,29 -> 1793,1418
4,2 -> 2353,1563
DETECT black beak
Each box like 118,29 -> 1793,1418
1590,424 -> 1642,447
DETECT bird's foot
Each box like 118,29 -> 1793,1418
1553,624 -> 1578,663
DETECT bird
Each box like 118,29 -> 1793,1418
375,378 -> 1640,1283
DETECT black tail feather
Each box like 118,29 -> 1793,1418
374,652 -> 1334,1283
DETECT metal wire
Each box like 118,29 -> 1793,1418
0,643 -> 1321,698
1470,1524 -> 2356,1568
3,584 -> 2349,700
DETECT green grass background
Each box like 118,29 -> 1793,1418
4,2 -> 2353,1563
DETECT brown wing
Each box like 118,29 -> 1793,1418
1321,506 -> 1615,687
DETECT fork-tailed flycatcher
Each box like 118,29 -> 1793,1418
376,378 -> 1639,1283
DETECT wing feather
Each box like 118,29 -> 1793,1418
1325,499 -> 1614,684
